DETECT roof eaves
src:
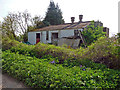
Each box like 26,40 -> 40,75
29,21 -> 92,32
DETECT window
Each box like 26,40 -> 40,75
46,31 -> 49,40
74,30 -> 79,36
52,33 -> 58,39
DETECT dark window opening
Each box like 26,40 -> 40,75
52,33 -> 58,39
46,31 -> 49,40
74,30 -> 79,36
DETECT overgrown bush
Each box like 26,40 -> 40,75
2,37 -> 19,51
2,38 -> 75,63
32,43 -> 75,63
81,21 -> 106,46
76,37 -> 120,69
2,36 -> 120,69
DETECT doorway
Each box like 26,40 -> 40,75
36,33 -> 40,44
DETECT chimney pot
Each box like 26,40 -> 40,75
79,15 -> 83,22
71,17 -> 75,23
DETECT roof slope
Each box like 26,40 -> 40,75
31,21 -> 91,32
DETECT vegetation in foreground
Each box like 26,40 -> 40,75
2,35 -> 120,88
1,0 -> 120,88
2,50 -> 120,88
2,36 -> 120,69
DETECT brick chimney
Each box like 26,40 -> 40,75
71,17 -> 75,23
79,15 -> 83,22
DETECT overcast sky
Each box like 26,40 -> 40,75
0,0 -> 119,37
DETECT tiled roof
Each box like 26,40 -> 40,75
31,21 -> 91,32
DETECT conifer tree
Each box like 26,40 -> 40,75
44,1 -> 64,25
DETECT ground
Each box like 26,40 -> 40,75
0,70 -> 31,89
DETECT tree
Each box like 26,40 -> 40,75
1,10 -> 33,42
81,21 -> 106,46
13,11 -> 32,42
44,1 -> 64,25
1,13 -> 18,39
31,15 -> 48,29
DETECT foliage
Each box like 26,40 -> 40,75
42,20 -> 50,27
117,33 -> 120,38
1,13 -> 18,40
2,36 -> 120,88
31,15 -> 49,29
2,38 -> 74,63
1,10 -> 35,42
2,36 -> 120,69
82,21 -> 106,46
44,1 -> 64,25
15,35 -> 24,42
2,50 -> 120,88
2,37 -> 19,51
0,24 -> 1,49
117,33 -> 120,43
76,37 -> 120,69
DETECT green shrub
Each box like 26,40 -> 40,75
2,36 -> 120,69
77,37 -> 120,69
2,50 -> 120,88
28,43 -> 75,63
10,43 -> 35,56
81,21 -> 106,46
2,37 -> 19,51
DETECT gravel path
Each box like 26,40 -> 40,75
0,71 -> 32,89
2,73 -> 27,88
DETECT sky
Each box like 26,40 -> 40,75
0,0 -> 119,37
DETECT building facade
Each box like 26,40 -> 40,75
28,15 -> 109,47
